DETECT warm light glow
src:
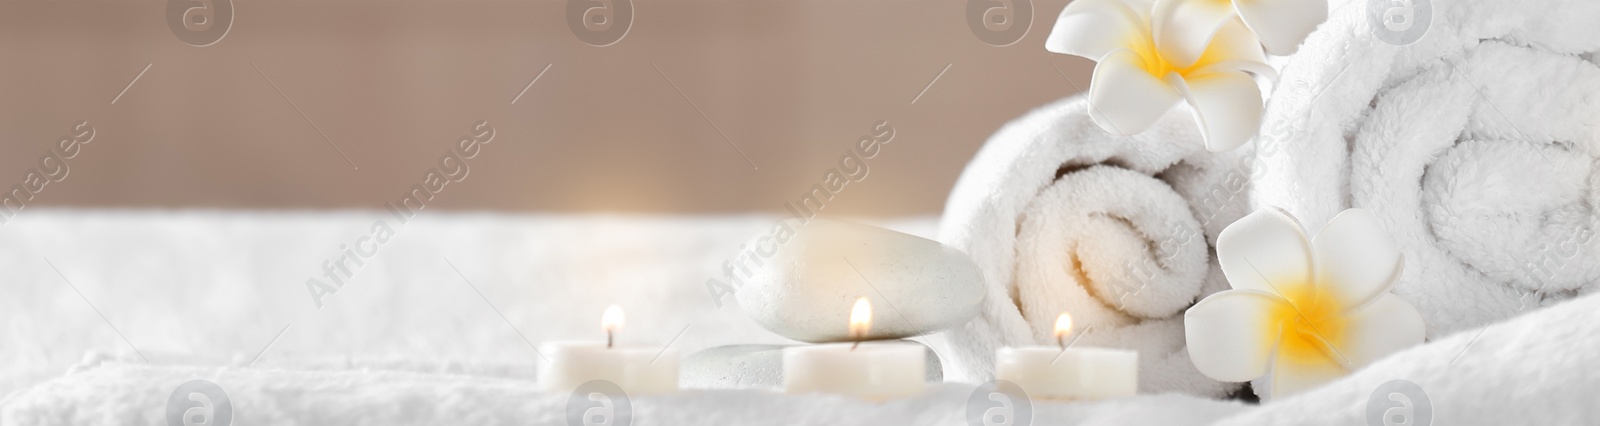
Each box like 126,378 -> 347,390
602,304 -> 625,334
849,297 -> 872,339
1054,312 -> 1073,342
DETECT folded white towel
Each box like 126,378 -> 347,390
937,96 -> 1251,397
1252,0 -> 1600,338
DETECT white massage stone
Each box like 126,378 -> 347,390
736,219 -> 985,343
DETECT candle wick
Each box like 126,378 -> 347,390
607,330 -> 614,349
1057,335 -> 1065,351
851,340 -> 860,351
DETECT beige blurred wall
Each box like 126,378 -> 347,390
0,0 -> 1092,216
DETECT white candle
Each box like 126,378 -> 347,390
995,313 -> 1137,400
783,298 -> 925,400
538,305 -> 679,394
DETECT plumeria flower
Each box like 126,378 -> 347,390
1184,208 -> 1425,399
1154,0 -> 1328,67
1046,0 -> 1275,152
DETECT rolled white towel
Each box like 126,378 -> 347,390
1253,0 -> 1600,338
937,96 -> 1251,397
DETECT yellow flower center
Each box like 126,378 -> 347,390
1264,280 -> 1349,365
1129,37 -> 1181,78
1126,15 -> 1239,79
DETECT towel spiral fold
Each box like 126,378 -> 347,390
938,97 -> 1250,396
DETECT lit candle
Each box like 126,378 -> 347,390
783,297 -> 925,400
538,305 -> 679,394
995,312 -> 1137,400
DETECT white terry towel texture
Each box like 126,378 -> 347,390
1215,290 -> 1600,425
1252,0 -> 1600,338
937,96 -> 1251,397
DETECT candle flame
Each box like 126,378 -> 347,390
849,297 -> 872,339
602,305 -> 625,333
1054,312 -> 1073,342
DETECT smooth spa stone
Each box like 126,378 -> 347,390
681,342 -> 942,389
736,219 -> 985,343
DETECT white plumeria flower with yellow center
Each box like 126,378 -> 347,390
1185,208 -> 1425,399
1045,0 -> 1275,152
1154,0 -> 1328,67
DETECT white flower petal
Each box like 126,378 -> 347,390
1235,0 -> 1328,56
1190,18 -> 1269,70
1046,0 -> 1149,60
1171,70 -> 1263,152
1088,48 -> 1183,135
1218,208 -> 1312,296
1267,346 -> 1347,399
1312,209 -> 1403,308
1184,289 -> 1286,382
1152,0 -> 1236,68
1340,294 -> 1426,367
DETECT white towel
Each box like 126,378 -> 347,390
0,365 -> 1253,425
13,292 -> 1600,424
0,210 -> 937,398
936,96 -> 1251,397
1252,0 -> 1600,338
1215,290 -> 1600,425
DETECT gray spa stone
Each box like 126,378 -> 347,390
681,342 -> 943,389
736,219 -> 985,343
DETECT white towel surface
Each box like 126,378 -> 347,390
1252,0 -> 1600,338
13,291 -> 1600,425
6,209 -> 1600,423
0,365 -> 1251,426
0,209 -> 935,397
1217,290 -> 1600,425
936,97 -> 1251,397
